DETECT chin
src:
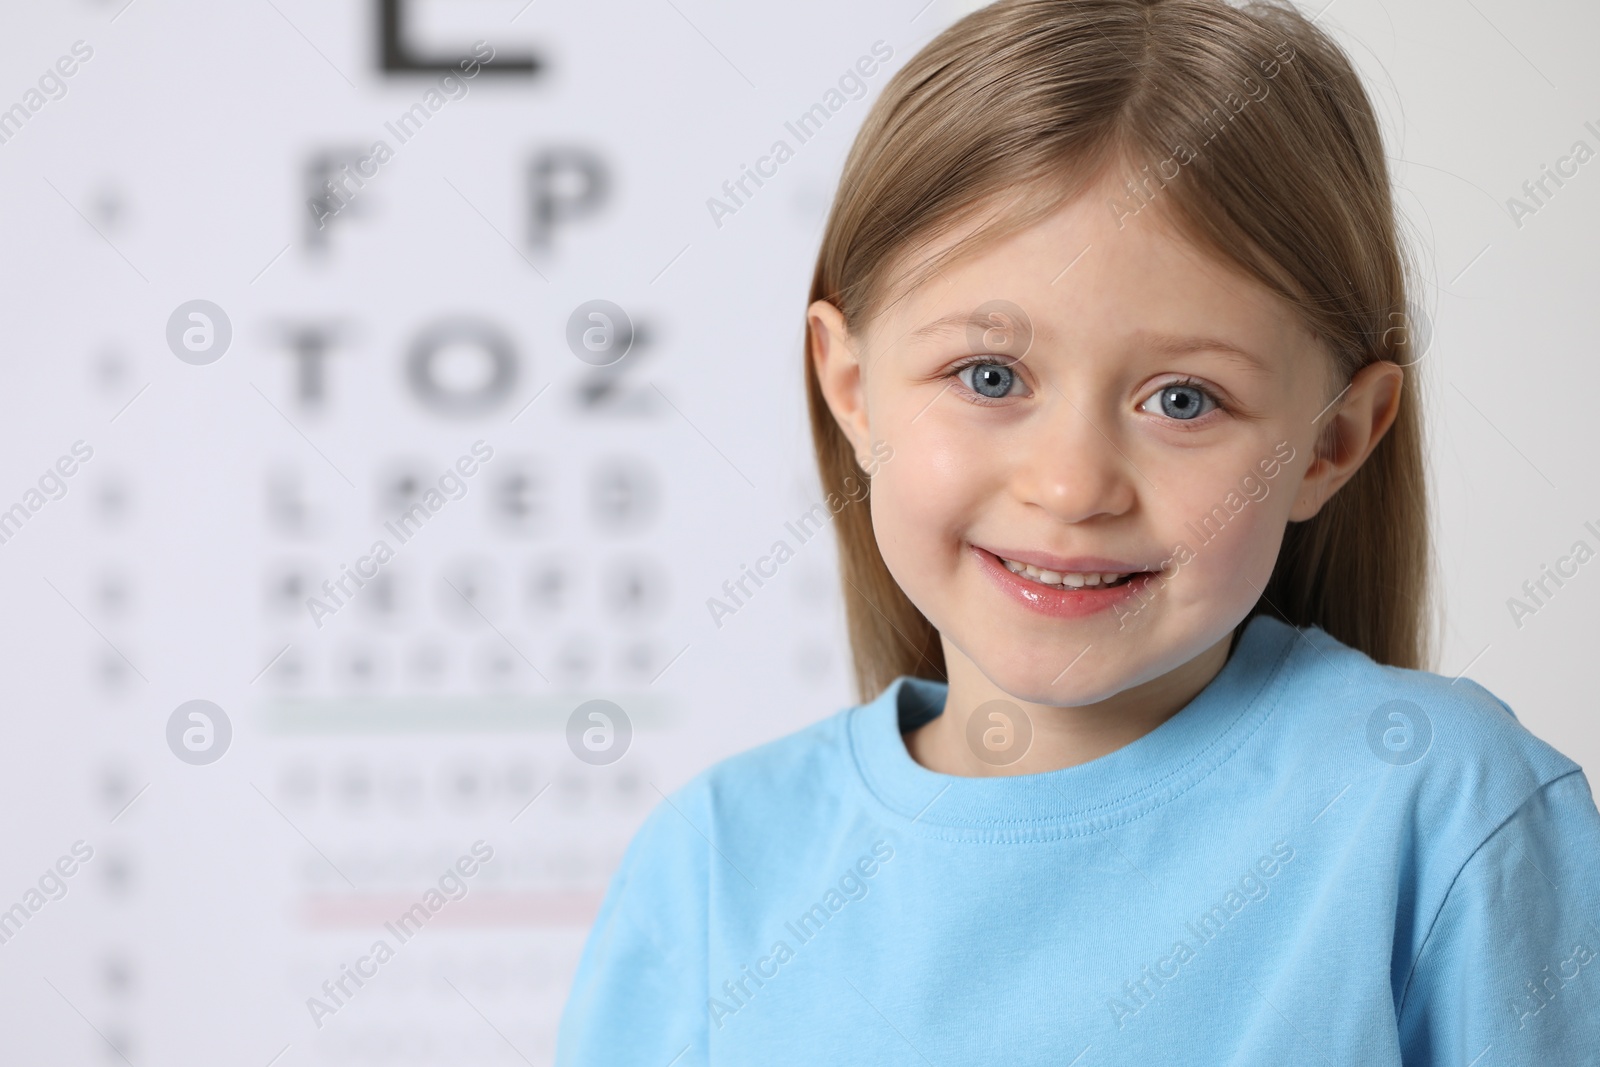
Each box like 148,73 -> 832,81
967,640 -> 1147,708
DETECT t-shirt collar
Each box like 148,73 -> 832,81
847,614 -> 1302,841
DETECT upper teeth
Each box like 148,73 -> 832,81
1000,557 -> 1132,587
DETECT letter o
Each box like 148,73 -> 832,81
405,318 -> 518,416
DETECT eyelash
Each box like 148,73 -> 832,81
947,355 -> 1025,406
945,359 -> 1230,424
1142,376 -> 1230,426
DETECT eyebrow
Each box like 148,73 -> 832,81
905,311 -> 1040,360
907,312 -> 1005,343
908,314 -> 1271,374
1136,332 -> 1273,375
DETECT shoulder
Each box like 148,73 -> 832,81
618,700 -> 864,889
669,700 -> 860,821
1290,622 -> 1581,795
1265,622 -> 1589,865
1257,622 -> 1600,995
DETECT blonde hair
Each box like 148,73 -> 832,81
804,0 -> 1435,703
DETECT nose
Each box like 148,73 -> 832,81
1007,393 -> 1137,524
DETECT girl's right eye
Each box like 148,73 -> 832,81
954,359 -> 1028,402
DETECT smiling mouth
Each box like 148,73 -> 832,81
994,555 -> 1149,590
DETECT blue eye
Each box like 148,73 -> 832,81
957,361 -> 1022,399
1141,381 -> 1218,421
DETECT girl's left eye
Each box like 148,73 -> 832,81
1139,380 -> 1222,422
955,360 -> 1027,401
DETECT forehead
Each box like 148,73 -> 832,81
867,172 -> 1314,365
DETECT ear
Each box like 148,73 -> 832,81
808,299 -> 873,463
1289,360 -> 1405,521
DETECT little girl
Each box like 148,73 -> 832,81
557,0 -> 1600,1062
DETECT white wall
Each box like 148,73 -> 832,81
0,0 -> 1592,1062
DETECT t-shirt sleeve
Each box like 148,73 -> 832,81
555,795 -> 711,1066
1397,768 -> 1600,1065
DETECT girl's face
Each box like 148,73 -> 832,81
811,172 -> 1402,709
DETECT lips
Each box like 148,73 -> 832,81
970,544 -> 1157,619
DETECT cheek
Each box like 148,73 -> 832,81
868,423 -> 985,567
1163,490 -> 1288,595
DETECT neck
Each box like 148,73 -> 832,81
904,628 -> 1237,777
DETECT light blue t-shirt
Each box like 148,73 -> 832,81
556,615 -> 1600,1065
